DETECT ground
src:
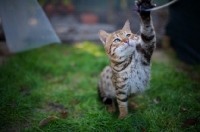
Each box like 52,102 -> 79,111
0,42 -> 200,132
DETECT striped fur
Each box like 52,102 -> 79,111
98,0 -> 156,118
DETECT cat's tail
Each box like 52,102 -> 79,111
97,86 -> 114,105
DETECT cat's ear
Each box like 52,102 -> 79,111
122,20 -> 130,31
98,30 -> 109,45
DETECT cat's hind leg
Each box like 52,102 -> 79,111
98,88 -> 116,113
99,93 -> 116,113
105,98 -> 116,113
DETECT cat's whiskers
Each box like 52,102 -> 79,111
136,31 -> 140,36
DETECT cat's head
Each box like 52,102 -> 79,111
98,20 -> 138,63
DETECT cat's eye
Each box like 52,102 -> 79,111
126,34 -> 131,38
114,38 -> 121,43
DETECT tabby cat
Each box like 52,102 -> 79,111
98,0 -> 156,118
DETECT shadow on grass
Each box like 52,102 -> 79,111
0,42 -> 200,132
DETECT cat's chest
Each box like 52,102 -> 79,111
125,60 -> 150,94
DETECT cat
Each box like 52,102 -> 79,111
97,0 -> 156,119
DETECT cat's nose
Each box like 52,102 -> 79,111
124,39 -> 129,44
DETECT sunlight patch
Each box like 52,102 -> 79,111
74,42 -> 105,57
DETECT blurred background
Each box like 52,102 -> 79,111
0,0 -> 200,64
38,0 -> 169,47
0,1 -> 200,131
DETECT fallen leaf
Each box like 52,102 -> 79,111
39,116 -> 59,127
57,108 -> 68,118
182,118 -> 198,128
140,126 -> 146,132
48,102 -> 65,111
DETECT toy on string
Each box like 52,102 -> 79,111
133,0 -> 179,12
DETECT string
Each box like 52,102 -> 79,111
133,0 -> 179,12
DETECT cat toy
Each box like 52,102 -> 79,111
133,0 -> 179,12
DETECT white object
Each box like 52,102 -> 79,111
0,0 -> 60,52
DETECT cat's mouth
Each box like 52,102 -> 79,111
125,42 -> 133,47
121,42 -> 133,52
124,39 -> 133,47
123,39 -> 129,46
127,42 -> 132,46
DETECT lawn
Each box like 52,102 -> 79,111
0,42 -> 199,132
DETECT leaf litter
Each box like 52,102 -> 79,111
39,116 -> 59,127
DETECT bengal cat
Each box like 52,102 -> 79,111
98,0 -> 156,118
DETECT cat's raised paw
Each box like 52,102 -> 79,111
135,0 -> 156,12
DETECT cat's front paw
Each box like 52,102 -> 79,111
135,0 -> 156,13
118,113 -> 127,119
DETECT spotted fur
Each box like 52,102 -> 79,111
98,0 -> 156,118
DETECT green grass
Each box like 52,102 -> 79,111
0,42 -> 199,132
